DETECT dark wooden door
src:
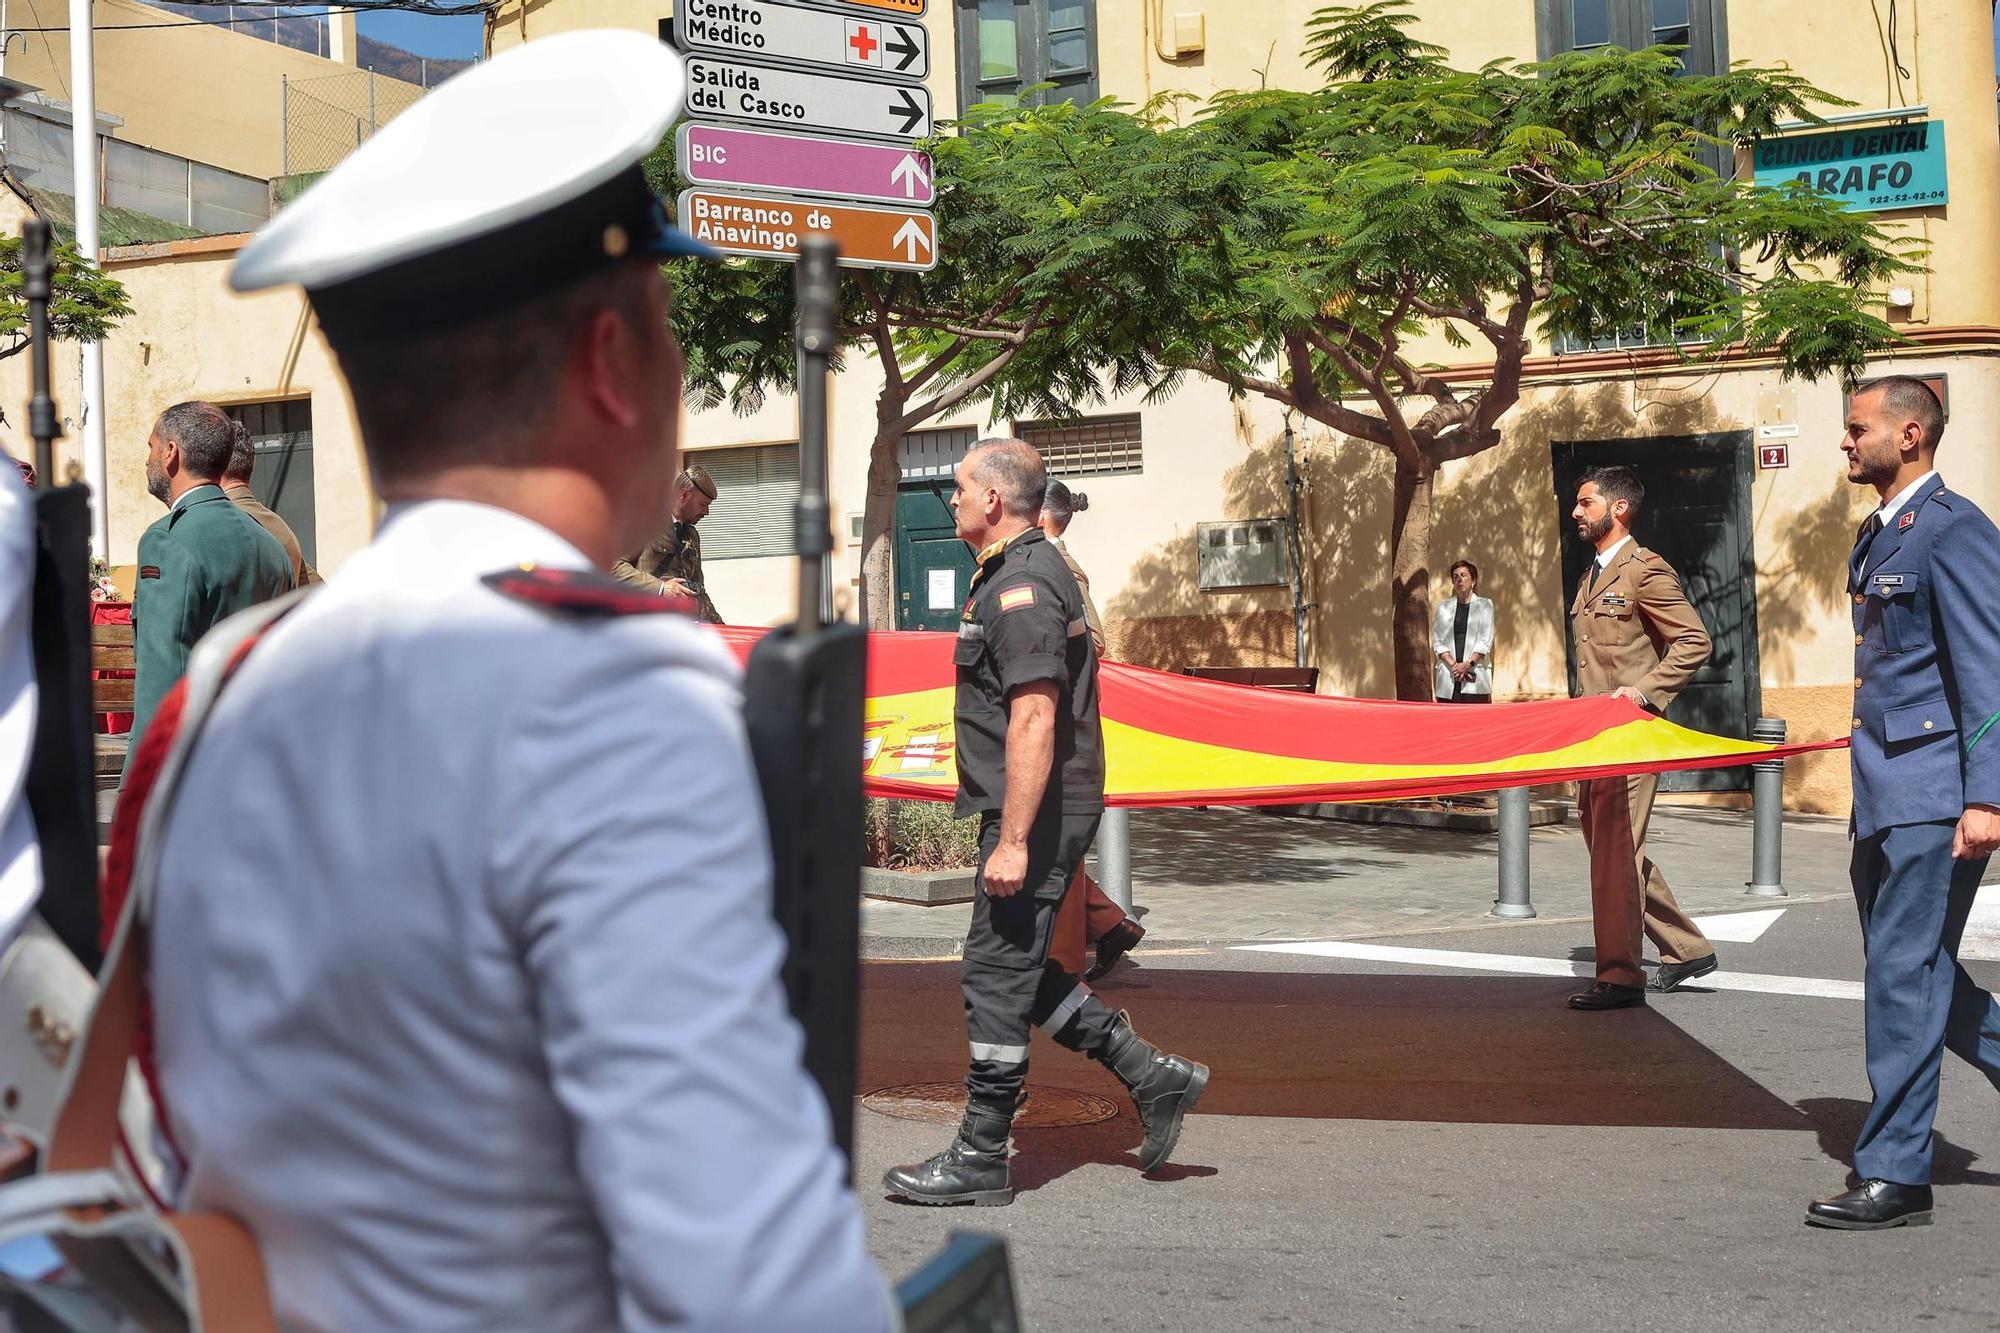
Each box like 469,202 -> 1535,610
1552,432 -> 1761,792
895,482 -> 978,631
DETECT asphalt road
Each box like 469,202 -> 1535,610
856,896 -> 2000,1331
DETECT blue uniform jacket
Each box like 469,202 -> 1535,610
1850,475 -> 2000,839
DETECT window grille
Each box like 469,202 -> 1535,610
1015,413 -> 1142,477
694,443 -> 801,560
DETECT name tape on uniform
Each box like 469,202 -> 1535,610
674,0 -> 928,79
678,124 -> 933,206
679,189 -> 936,270
685,55 -> 931,142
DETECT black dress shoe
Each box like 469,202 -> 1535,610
1650,952 -> 1719,993
1567,981 -> 1646,1010
1806,1179 -> 1933,1230
1085,917 -> 1147,982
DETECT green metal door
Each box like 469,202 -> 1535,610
895,482 -> 978,631
1552,432 -> 1762,793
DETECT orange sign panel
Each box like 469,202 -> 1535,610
678,189 -> 937,272
828,0 -> 924,13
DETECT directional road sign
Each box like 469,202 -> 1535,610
674,0 -> 928,79
678,124 -> 933,206
686,55 -> 931,141
680,189 -> 937,271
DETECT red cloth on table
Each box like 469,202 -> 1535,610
91,599 -> 133,734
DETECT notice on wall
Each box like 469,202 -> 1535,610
927,567 -> 956,611
1752,119 -> 1947,213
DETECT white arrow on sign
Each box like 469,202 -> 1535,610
890,153 -> 928,199
672,0 -> 929,80
892,216 -> 932,262
685,56 -> 932,142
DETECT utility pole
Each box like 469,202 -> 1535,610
68,0 -> 105,556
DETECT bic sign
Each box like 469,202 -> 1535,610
1759,444 -> 1790,470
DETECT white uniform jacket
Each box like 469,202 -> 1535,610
1431,595 -> 1495,698
148,500 -> 893,1333
0,464 -> 38,947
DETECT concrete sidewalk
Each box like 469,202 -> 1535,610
861,803 -> 1878,957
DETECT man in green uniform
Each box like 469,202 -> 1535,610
131,400 -> 295,753
612,463 -> 722,622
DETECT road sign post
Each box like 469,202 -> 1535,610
678,124 -> 933,206
686,56 -> 931,141
681,189 -> 935,269
675,0 -> 929,78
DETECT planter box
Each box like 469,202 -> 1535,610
1265,799 -> 1569,832
862,865 -> 977,905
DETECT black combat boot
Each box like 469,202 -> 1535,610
881,1096 -> 1016,1206
1095,1011 -> 1209,1173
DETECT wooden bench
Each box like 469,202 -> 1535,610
1180,665 -> 1320,693
92,621 -> 134,781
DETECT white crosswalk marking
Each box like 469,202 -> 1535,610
1234,940 -> 1865,1000
1961,884 -> 2000,962
1690,908 -> 1787,943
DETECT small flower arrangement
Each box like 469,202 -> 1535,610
88,556 -> 118,603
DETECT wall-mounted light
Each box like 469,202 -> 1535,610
1887,285 -> 1916,308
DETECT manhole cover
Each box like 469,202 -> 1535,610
861,1082 -> 1120,1128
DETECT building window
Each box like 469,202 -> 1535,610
898,425 -> 979,482
695,443 -> 801,560
225,399 -> 315,564
1536,0 -> 1723,75
955,0 -> 1098,112
1016,412 -> 1142,477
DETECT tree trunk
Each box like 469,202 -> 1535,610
857,397 -> 906,631
1390,460 -> 1436,702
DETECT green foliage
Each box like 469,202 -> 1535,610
864,798 -> 981,871
0,234 -> 133,361
1175,0 -> 1919,463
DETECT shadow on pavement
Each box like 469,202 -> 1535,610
1794,1096 -> 2000,1188
1126,808 -> 1470,890
861,961 -> 1808,1137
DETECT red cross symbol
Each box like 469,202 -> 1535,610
849,25 -> 878,62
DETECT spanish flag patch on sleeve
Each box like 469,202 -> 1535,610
997,585 -> 1036,613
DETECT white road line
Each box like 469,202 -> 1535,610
1691,907 -> 1786,943
1963,885 -> 2000,962
1233,940 -> 1865,1001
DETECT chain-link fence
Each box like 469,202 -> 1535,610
282,70 -> 425,177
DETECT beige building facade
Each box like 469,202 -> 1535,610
34,0 -> 2000,815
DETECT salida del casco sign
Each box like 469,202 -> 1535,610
1752,119 -> 1948,213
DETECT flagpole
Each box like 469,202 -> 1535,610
69,0 -> 106,556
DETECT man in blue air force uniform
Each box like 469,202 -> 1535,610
1808,375 -> 2000,1230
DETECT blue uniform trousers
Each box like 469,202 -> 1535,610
1851,820 -> 2000,1184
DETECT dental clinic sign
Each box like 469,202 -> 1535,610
1752,119 -> 1947,213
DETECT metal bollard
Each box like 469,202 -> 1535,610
1098,806 -> 1134,914
1746,716 -> 1788,898
1491,786 -> 1536,919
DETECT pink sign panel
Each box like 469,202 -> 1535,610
677,123 -> 935,208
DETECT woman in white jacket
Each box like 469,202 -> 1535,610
1433,559 -> 1495,703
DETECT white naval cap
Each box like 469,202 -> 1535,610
232,29 -> 715,346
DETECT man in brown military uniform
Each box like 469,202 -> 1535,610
223,419 -> 321,587
612,464 -> 722,622
1566,466 -> 1718,1010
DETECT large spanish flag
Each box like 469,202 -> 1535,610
718,629 -> 1843,808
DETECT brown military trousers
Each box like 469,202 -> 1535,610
1578,772 -> 1710,988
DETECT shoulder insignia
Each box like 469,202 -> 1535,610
997,585 -> 1037,613
482,564 -> 694,617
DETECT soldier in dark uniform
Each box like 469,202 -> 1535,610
883,438 -> 1207,1207
612,463 -> 722,622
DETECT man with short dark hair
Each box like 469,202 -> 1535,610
1564,465 -> 1715,1010
130,400 -> 294,752
883,436 -> 1207,1206
1807,375 -> 2000,1230
613,463 -> 722,622
222,419 -> 320,588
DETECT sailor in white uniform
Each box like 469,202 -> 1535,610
144,32 -> 894,1333
0,457 -> 37,948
